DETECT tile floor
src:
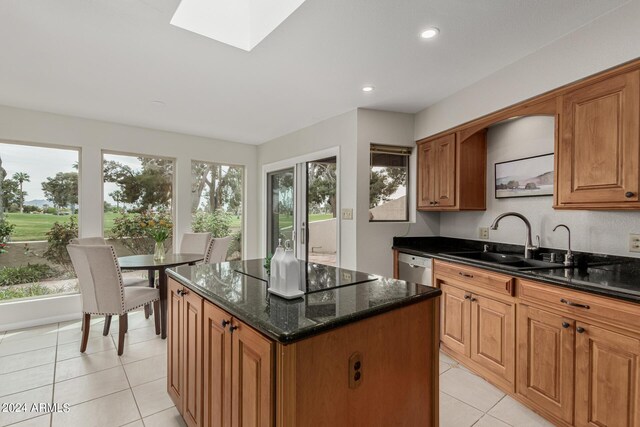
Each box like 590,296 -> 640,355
0,310 -> 553,427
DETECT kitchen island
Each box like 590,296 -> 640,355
166,259 -> 441,427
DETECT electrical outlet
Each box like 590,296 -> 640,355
479,227 -> 490,240
341,208 -> 353,220
348,352 -> 362,389
629,234 -> 640,252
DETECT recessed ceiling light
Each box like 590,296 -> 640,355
420,27 -> 440,39
362,85 -> 375,93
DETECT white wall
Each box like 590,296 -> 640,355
0,104 -> 258,330
356,109 -> 438,277
439,116 -> 640,257
414,0 -> 640,140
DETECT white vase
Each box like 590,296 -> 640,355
268,240 -> 304,299
270,240 -> 284,290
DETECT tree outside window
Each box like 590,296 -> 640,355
369,145 -> 411,222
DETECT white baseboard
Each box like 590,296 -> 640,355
0,294 -> 82,332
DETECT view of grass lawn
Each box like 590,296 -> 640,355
277,213 -> 333,231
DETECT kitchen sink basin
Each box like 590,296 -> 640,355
442,251 -> 567,271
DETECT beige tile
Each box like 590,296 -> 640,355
123,353 -> 166,387
0,385 -> 53,426
52,389 -> 140,427
55,350 -> 122,382
0,363 -> 55,397
57,323 -> 106,345
440,367 -> 505,412
439,361 -> 451,375
111,326 -> 159,346
439,392 -> 483,427
6,414 -> 51,426
121,421 -> 144,427
439,351 -> 457,366
54,366 -> 129,406
474,414 -> 512,427
118,338 -> 166,365
489,395 -> 555,427
0,334 -> 57,357
142,407 -> 186,427
131,378 -> 173,417
0,347 -> 56,375
56,336 -> 116,361
2,324 -> 58,343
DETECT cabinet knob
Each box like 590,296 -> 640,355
464,294 -> 472,300
177,289 -> 188,296
221,319 -> 230,328
625,191 -> 635,198
229,325 -> 239,333
470,297 -> 477,302
576,326 -> 586,334
562,322 -> 570,329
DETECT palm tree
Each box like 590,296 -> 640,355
12,172 -> 30,213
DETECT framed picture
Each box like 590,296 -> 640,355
495,153 -> 554,199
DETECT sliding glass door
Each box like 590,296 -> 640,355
266,168 -> 295,255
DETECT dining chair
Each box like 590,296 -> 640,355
67,244 -> 161,355
203,236 -> 233,264
180,232 -> 212,255
70,236 -> 153,328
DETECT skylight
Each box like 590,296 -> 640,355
170,0 -> 307,51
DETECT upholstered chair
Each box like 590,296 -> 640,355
179,232 -> 212,255
203,236 -> 233,264
67,244 -> 160,355
69,236 -> 153,327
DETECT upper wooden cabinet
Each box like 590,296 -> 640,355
556,69 -> 640,209
417,131 -> 487,211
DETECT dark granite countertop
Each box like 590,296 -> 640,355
393,236 -> 640,304
167,260 -> 440,343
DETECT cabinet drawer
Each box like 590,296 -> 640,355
434,260 -> 514,296
517,279 -> 640,332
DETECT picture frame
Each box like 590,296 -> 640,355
495,153 -> 554,199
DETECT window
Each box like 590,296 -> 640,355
191,161 -> 244,260
0,141 -> 80,302
103,152 -> 174,255
369,144 -> 411,222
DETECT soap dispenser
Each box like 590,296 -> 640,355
268,240 -> 304,299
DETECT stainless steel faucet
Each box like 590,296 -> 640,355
489,212 -> 539,259
553,224 -> 574,267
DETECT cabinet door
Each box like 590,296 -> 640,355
231,321 -> 274,427
470,294 -> 515,385
575,323 -> 640,427
434,134 -> 457,207
439,282 -> 471,357
417,142 -> 436,209
168,280 -> 185,411
203,302 -> 232,427
558,70 -> 640,206
516,305 -> 575,424
183,290 -> 204,427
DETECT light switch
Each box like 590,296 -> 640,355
341,208 -> 353,220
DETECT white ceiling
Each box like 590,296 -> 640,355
0,0 -> 628,144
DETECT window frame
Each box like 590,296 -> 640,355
369,144 -> 412,223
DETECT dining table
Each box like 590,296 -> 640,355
118,253 -> 204,339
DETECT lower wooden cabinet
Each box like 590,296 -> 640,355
168,280 -> 185,411
517,305 -> 575,425
440,282 -> 470,357
575,322 -> 640,427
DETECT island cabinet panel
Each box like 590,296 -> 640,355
183,291 -> 204,427
231,321 -> 274,427
203,302 -> 232,427
516,305 -> 575,425
168,280 -> 185,411
470,293 -> 514,385
557,69 -> 640,209
574,322 -> 640,427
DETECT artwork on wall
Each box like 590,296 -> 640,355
495,153 -> 554,199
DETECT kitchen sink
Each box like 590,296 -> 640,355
442,251 -> 567,271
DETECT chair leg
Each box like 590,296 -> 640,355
153,300 -> 160,335
103,315 -> 112,336
144,304 -> 150,319
117,313 -> 128,356
80,313 -> 91,353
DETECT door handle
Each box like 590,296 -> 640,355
560,298 -> 590,309
301,226 -> 305,244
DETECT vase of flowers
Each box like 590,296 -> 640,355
141,215 -> 172,262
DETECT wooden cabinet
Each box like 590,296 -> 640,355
556,69 -> 640,209
575,322 -> 640,427
417,131 -> 486,211
168,280 -> 203,427
434,263 -> 515,391
517,305 -> 575,425
203,301 -> 274,427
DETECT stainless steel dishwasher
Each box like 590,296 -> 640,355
397,252 -> 433,286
